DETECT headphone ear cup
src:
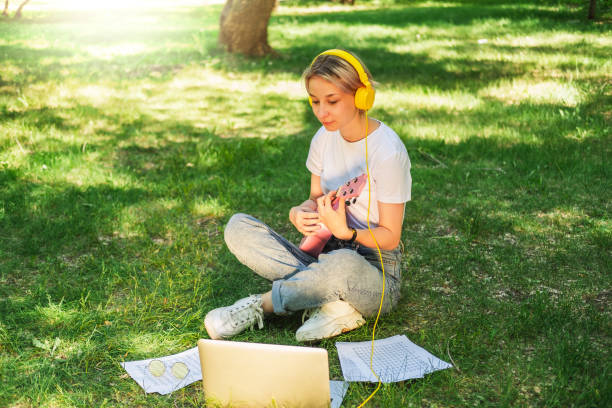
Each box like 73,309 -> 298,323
355,86 -> 375,111
308,95 -> 313,106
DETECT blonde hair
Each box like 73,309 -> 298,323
303,50 -> 375,110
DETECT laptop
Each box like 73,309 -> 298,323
197,339 -> 331,408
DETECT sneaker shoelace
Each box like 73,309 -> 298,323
301,307 -> 321,324
229,297 -> 264,330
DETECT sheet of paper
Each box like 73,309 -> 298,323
336,335 -> 452,383
330,380 -> 349,408
120,346 -> 202,395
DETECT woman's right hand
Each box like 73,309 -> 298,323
290,201 -> 321,236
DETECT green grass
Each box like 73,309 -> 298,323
1,0 -> 610,407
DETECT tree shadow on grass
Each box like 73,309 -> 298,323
0,105 -> 84,133
274,2 -> 607,32
0,44 -> 76,62
1,2 -> 609,90
1,83 -> 607,258
281,44 -> 535,89
1,94 -> 609,405
0,170 -> 147,257
258,6 -> 610,87
99,97 -> 609,258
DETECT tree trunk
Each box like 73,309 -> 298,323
588,0 -> 597,20
14,0 -> 30,18
219,0 -> 276,57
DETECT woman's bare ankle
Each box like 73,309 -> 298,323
261,291 -> 274,314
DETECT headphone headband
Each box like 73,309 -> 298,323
312,49 -> 371,89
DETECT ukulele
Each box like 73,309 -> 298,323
299,173 -> 368,257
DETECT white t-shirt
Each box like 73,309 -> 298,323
306,121 -> 412,230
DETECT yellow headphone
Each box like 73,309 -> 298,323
308,49 -> 376,111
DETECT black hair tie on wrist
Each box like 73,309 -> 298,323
348,228 -> 357,243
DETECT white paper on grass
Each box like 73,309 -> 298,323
336,335 -> 452,383
330,380 -> 349,408
121,346 -> 350,408
120,346 -> 202,395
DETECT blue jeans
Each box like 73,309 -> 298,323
224,213 -> 402,317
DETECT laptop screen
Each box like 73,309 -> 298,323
198,339 -> 331,408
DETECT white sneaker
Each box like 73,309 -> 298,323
204,295 -> 264,340
295,300 -> 366,342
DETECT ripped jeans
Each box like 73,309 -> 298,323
223,213 -> 402,317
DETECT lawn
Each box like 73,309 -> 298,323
0,0 -> 610,407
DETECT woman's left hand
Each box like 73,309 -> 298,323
316,191 -> 353,240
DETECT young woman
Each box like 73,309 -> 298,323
204,49 -> 411,342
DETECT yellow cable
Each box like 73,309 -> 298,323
356,111 -> 386,408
